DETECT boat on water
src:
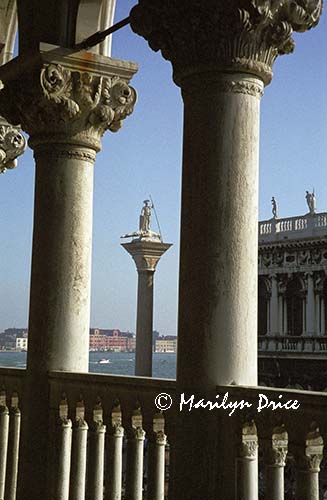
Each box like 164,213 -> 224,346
97,358 -> 111,364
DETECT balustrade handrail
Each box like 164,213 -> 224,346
258,211 -> 327,237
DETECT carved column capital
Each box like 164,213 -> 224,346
239,421 -> 258,460
0,118 -> 26,173
122,240 -> 172,272
130,1 -> 322,87
267,427 -> 288,468
0,45 -> 137,153
295,427 -> 324,473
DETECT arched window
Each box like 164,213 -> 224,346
286,277 -> 303,336
258,279 -> 269,336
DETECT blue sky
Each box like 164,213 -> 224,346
0,3 -> 326,334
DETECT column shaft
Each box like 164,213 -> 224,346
270,276 -> 279,335
283,300 -> 288,335
177,74 -> 261,389
172,74 -> 262,500
315,296 -> 320,335
321,298 -> 326,335
278,296 -> 283,335
19,146 -> 94,500
306,274 -> 315,336
135,271 -> 154,376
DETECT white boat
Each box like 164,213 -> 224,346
98,358 -> 111,364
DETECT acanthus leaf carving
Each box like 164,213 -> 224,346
40,64 -> 80,119
0,121 -> 26,174
130,0 -> 323,86
0,63 -> 137,152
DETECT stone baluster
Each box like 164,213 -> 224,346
265,426 -> 288,500
70,400 -> 88,500
0,391 -> 9,500
237,422 -> 258,500
125,406 -> 145,500
88,402 -> 106,500
294,426 -> 323,500
147,412 -> 167,500
106,402 -> 124,500
4,393 -> 21,500
0,45 -> 137,500
306,273 -> 315,336
57,398 -> 72,500
130,2 -> 322,498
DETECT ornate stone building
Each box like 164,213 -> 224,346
258,203 -> 327,389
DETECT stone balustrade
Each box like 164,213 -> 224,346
258,336 -> 327,355
259,213 -> 327,242
1,367 -> 327,499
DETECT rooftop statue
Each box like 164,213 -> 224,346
306,190 -> 316,215
121,199 -> 162,241
271,197 -> 278,219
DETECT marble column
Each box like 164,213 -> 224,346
270,275 -> 279,335
306,273 -> 315,336
265,428 -> 288,500
321,298 -> 326,335
278,296 -> 284,336
284,299 -> 288,335
122,240 -> 171,376
294,431 -> 323,500
315,295 -> 320,335
130,2 -> 322,499
0,44 -> 137,500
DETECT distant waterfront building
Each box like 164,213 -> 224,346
258,197 -> 327,389
0,328 -> 28,350
155,336 -> 177,353
16,336 -> 28,351
89,328 -> 135,352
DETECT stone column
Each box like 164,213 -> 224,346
237,423 -> 258,500
265,427 -> 288,500
270,275 -> 279,335
267,299 -> 271,335
306,273 -> 315,336
284,299 -> 288,335
0,45 -> 137,500
130,2 -> 322,498
278,296 -> 284,336
122,240 -> 171,376
315,295 -> 320,335
321,297 -> 326,335
294,429 -> 323,500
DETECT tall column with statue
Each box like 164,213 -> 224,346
122,200 -> 172,376
130,1 -> 322,498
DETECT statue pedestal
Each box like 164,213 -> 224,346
122,239 -> 172,376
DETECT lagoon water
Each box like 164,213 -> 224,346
0,351 -> 177,379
